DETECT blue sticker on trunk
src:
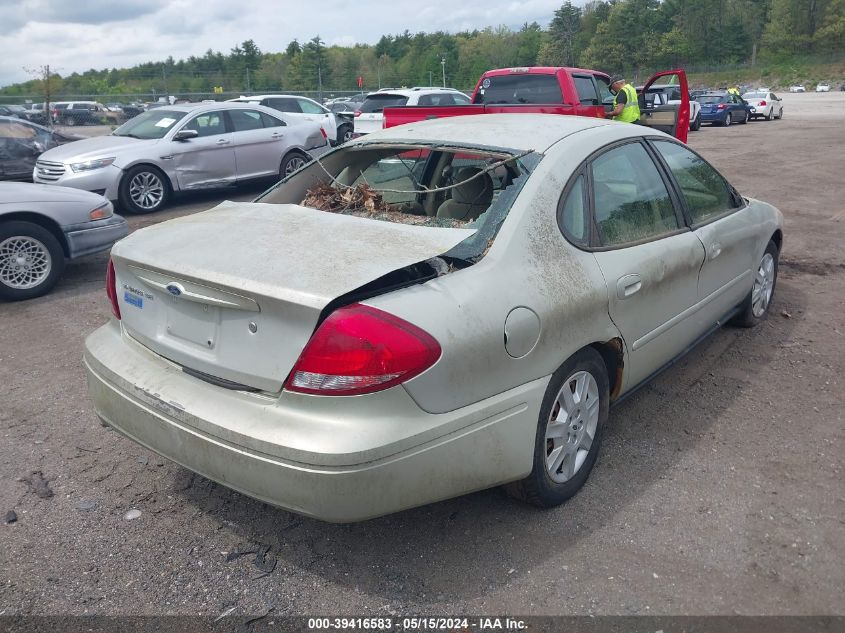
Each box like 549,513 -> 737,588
124,292 -> 143,308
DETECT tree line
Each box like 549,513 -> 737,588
2,0 -> 843,98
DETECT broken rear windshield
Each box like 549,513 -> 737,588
255,143 -> 539,261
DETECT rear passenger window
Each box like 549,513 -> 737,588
573,76 -> 599,105
652,140 -> 737,224
417,94 -> 456,106
591,142 -> 679,246
268,98 -> 301,113
558,174 -> 588,246
229,109 -> 264,132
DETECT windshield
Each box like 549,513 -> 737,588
473,74 -> 563,105
359,95 -> 409,113
697,95 -> 726,105
255,143 -> 539,260
113,109 -> 186,139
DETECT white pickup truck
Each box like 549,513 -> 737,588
640,83 -> 702,131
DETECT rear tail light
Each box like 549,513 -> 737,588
285,303 -> 441,396
759,100 -> 767,106
106,258 -> 121,320
717,104 -> 728,110
354,111 -> 362,117
319,127 -> 327,140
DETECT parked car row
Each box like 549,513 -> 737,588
32,102 -> 330,214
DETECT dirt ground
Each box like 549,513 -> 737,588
1,92 -> 843,619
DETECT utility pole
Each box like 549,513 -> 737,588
318,65 -> 323,102
44,65 -> 52,126
377,58 -> 381,89
440,56 -> 446,88
246,68 -> 251,93
163,67 -> 168,98
429,70 -> 433,85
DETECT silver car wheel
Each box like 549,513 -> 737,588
544,370 -> 600,483
284,156 -> 306,176
129,171 -> 165,210
0,235 -> 52,290
751,252 -> 775,317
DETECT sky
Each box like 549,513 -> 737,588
0,0 -> 566,88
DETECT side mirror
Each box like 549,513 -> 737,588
174,129 -> 198,141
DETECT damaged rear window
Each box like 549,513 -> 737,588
256,143 -> 538,259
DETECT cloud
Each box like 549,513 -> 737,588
28,0 -> 168,24
0,0 -> 567,87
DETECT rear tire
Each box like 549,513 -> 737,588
279,151 -> 309,180
0,221 -> 65,301
741,111 -> 749,124
723,113 -> 731,127
337,124 -> 353,145
690,113 -> 701,131
734,240 -> 779,328
505,348 -> 608,507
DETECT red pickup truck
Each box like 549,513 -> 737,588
383,67 -> 690,143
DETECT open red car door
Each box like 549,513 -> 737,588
639,69 -> 690,143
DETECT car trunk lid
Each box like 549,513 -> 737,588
111,201 -> 474,392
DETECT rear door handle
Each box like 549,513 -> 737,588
216,139 -> 230,145
271,132 -> 283,139
616,274 -> 642,300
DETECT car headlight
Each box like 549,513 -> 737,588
88,201 -> 113,221
70,157 -> 116,173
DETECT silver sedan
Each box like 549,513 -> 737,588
1,182 -> 127,300
84,114 -> 783,521
33,102 -> 330,214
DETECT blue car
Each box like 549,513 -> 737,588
697,92 -> 750,126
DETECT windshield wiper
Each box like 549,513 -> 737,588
114,132 -> 141,138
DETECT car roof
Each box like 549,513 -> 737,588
351,113 -> 614,154
482,67 -> 610,80
230,94 -> 320,102
0,115 -> 51,131
364,88 -> 462,98
147,102 -> 279,113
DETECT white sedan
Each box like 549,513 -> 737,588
742,91 -> 784,121
816,84 -> 830,92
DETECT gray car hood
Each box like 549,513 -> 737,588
0,181 -> 107,206
37,135 -> 157,163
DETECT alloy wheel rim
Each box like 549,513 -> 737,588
545,371 -> 599,483
751,252 -> 775,317
285,157 -> 306,175
129,172 -> 164,209
0,236 -> 52,290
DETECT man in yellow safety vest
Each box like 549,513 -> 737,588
605,75 -> 641,123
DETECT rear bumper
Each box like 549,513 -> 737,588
700,112 -> 726,123
84,322 -> 543,522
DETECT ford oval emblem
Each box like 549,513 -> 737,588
166,283 -> 182,296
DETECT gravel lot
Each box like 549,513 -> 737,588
2,92 -> 843,618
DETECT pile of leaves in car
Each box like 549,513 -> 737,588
301,183 -> 470,228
